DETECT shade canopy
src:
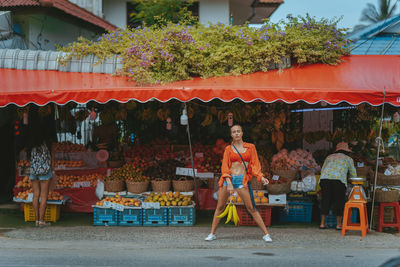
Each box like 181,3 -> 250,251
0,55 -> 399,107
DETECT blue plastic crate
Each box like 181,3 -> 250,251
168,205 -> 195,226
324,209 -> 359,228
119,207 -> 142,226
280,202 -> 313,223
143,207 -> 168,226
93,207 -> 119,226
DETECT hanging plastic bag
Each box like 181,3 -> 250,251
95,179 -> 104,200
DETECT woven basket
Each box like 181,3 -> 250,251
104,179 -> 125,192
250,177 -> 265,190
369,170 -> 400,186
266,182 -> 291,195
356,166 -> 372,178
151,179 -> 171,192
172,177 -> 194,192
375,189 -> 399,202
272,169 -> 297,180
126,180 -> 149,194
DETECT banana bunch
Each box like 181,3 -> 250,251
201,113 -> 213,127
217,203 -> 240,226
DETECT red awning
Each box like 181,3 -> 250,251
0,55 -> 399,107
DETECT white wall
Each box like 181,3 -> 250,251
199,0 -> 230,25
303,110 -> 333,153
17,14 -> 98,51
103,0 -> 127,29
69,0 -> 103,18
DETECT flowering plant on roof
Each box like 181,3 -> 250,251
59,14 -> 350,85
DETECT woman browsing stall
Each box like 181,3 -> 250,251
319,142 -> 357,230
205,125 -> 272,242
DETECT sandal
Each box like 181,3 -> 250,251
319,225 -> 328,229
35,221 -> 40,227
38,221 -> 51,227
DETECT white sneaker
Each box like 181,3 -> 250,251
262,234 -> 272,242
205,233 -> 216,241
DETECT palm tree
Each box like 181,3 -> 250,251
360,0 -> 398,23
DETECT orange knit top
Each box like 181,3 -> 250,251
218,142 -> 264,188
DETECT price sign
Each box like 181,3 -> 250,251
196,172 -> 214,178
114,203 -> 124,211
176,167 -> 197,177
103,201 -> 113,208
357,162 -> 364,167
195,152 -> 204,158
27,193 -> 33,202
272,175 -> 280,181
73,181 -> 91,188
142,202 -> 160,209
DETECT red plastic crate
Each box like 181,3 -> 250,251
236,205 -> 271,226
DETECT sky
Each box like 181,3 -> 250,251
269,0 -> 397,31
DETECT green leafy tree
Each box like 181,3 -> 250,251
129,0 -> 197,27
360,0 -> 397,23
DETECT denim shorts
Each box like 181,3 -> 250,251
223,174 -> 244,189
29,171 -> 52,181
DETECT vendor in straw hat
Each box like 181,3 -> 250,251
319,142 -> 357,230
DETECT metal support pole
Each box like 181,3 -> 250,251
370,90 -> 386,230
184,102 -> 199,208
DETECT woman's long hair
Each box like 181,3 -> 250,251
26,105 -> 52,157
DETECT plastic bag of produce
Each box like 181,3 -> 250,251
95,179 -> 104,200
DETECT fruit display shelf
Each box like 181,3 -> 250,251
168,204 -> 196,226
142,207 -> 168,226
24,203 -> 61,222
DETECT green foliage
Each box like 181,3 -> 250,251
129,0 -> 197,27
59,14 -> 350,85
361,0 -> 398,23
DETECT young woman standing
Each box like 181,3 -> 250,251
205,125 -> 272,242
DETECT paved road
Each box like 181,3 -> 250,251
0,227 -> 399,266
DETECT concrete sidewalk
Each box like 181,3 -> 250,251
1,226 -> 399,250
1,227 -> 399,267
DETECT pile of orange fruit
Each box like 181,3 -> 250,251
96,194 -> 141,207
53,142 -> 86,152
16,189 -> 33,200
231,191 -> 269,204
56,173 -> 103,188
17,160 -> 30,167
16,189 -> 63,201
55,160 -> 85,168
48,191 -> 64,201
15,176 -> 32,188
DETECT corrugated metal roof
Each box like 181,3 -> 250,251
350,35 -> 400,55
347,14 -> 400,41
0,0 -> 117,31
0,48 -> 122,73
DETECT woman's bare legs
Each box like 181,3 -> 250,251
209,186 -> 231,234
31,180 -> 40,224
39,179 -> 50,222
236,187 -> 268,235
